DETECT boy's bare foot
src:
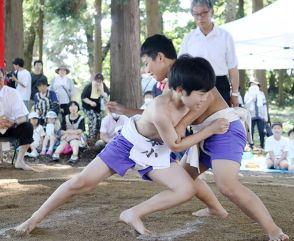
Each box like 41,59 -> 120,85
14,162 -> 34,171
192,207 -> 228,218
14,217 -> 38,235
268,229 -> 289,241
119,209 -> 152,235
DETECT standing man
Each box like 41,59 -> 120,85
179,0 -> 239,107
30,60 -> 48,111
10,57 -> 32,110
0,69 -> 34,171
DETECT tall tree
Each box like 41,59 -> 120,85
110,0 -> 141,108
38,0 -> 45,61
145,0 -> 162,36
94,0 -> 102,74
252,0 -> 267,96
5,0 -> 24,70
224,0 -> 238,23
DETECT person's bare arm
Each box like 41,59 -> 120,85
229,67 -> 239,107
278,151 -> 288,162
100,132 -> 111,143
153,104 -> 229,152
107,101 -> 143,117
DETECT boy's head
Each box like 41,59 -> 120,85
271,122 -> 283,137
143,91 -> 154,105
288,128 -> 294,139
140,34 -> 177,82
12,57 -> 25,70
33,60 -> 43,72
37,78 -> 49,93
168,55 -> 215,110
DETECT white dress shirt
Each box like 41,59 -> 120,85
179,25 -> 238,76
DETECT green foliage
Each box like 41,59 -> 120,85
47,0 -> 87,20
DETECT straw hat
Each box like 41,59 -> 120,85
55,65 -> 70,74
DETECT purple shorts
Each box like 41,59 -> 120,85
200,120 -> 246,169
97,133 -> 175,181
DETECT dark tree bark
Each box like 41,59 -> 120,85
93,0 -> 102,74
5,0 -> 24,70
145,0 -> 162,36
110,0 -> 141,108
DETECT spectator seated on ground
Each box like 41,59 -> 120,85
95,112 -> 128,149
0,68 -> 34,170
287,128 -> 294,171
265,122 -> 288,170
34,78 -> 59,125
26,112 -> 45,158
52,101 -> 86,164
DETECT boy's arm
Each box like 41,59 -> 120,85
175,110 -> 204,138
153,105 -> 228,152
107,101 -> 143,117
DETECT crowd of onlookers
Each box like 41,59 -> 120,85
0,57 -> 129,166
0,56 -> 293,171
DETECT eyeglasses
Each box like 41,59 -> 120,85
192,10 -> 210,19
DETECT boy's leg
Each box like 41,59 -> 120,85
120,163 -> 195,235
15,157 -> 114,235
184,163 -> 228,218
266,158 -> 274,169
212,159 -> 288,241
279,159 -> 288,170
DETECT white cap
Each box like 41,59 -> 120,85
28,112 -> 39,119
46,111 -> 57,119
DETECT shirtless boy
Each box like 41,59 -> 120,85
172,57 -> 289,241
15,42 -> 228,236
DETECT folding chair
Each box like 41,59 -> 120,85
0,137 -> 18,165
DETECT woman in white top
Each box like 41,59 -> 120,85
50,66 -> 74,119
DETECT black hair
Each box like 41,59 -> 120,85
168,55 -> 215,95
68,100 -> 80,111
140,34 -> 177,60
12,57 -> 25,67
191,0 -> 214,10
288,128 -> 294,136
94,73 -> 104,81
33,60 -> 43,66
271,122 -> 283,129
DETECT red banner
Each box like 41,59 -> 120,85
0,0 -> 4,69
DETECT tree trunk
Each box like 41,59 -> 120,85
24,24 -> 36,71
145,0 -> 162,36
110,0 -> 141,108
85,22 -> 94,75
252,0 -> 263,12
5,0 -> 24,70
38,0 -> 45,61
237,0 -> 245,97
252,0 -> 267,98
278,70 -> 285,107
94,0 -> 102,74
224,0 -> 238,23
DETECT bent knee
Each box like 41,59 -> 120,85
176,183 -> 195,201
216,182 -> 238,198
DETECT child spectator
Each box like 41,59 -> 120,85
95,113 -> 128,149
34,79 -> 59,125
265,122 -> 288,170
140,91 -> 154,110
287,128 -> 294,171
52,101 -> 85,164
41,111 -> 60,156
27,112 -> 45,158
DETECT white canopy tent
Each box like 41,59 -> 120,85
221,0 -> 294,69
